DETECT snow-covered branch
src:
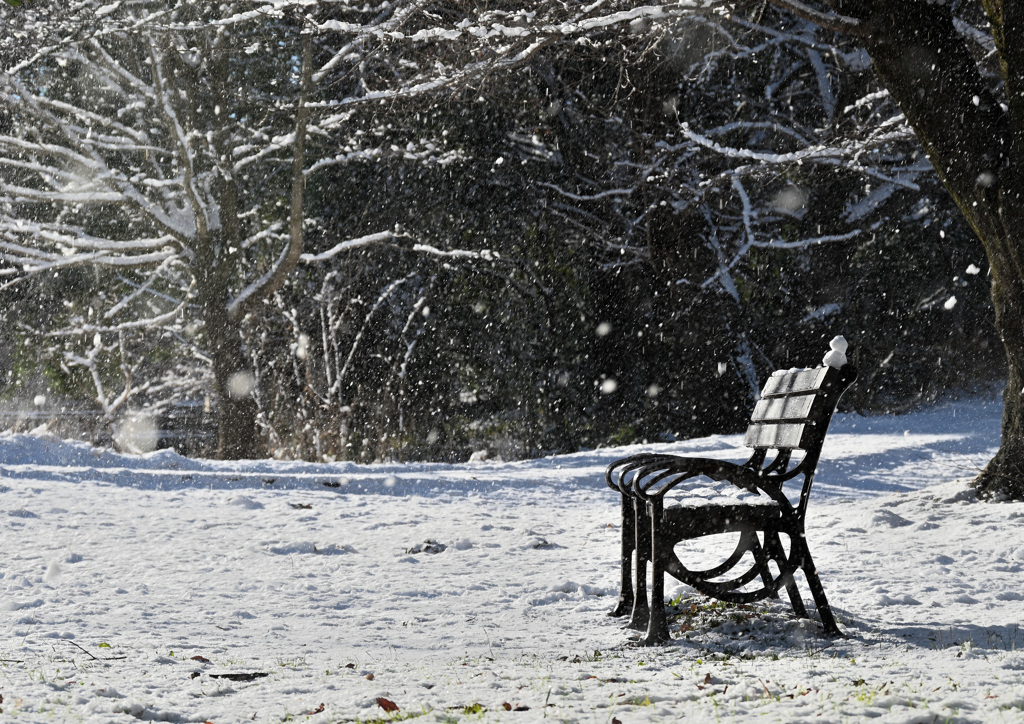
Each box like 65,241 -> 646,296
411,244 -> 499,261
63,331 -> 147,421
753,228 -> 863,249
764,0 -> 863,35
681,122 -> 843,165
300,230 -> 406,263
537,183 -> 636,202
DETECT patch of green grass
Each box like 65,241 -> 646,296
621,695 -> 654,706
276,655 -> 309,668
667,594 -> 767,634
558,649 -> 608,664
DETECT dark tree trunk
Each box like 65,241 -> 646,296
186,31 -> 312,461
183,30 -> 262,461
803,0 -> 1024,497
205,295 -> 263,460
193,235 -> 263,460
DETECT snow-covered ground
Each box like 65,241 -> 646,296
1,394 -> 1021,723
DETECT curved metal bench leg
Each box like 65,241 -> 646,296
626,498 -> 650,631
796,539 -> 842,637
640,499 -> 671,646
783,575 -> 809,620
764,530 -> 809,619
608,493 -> 635,617
749,532 -> 779,599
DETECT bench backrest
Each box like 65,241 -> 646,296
743,365 -> 854,456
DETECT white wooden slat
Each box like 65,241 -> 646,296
750,394 -> 816,423
743,422 -> 806,449
760,367 -> 829,398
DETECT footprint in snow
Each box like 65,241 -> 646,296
877,593 -> 921,606
228,496 -> 264,510
870,510 -> 912,528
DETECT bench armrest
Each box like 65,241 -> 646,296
605,453 -> 681,494
607,454 -> 791,509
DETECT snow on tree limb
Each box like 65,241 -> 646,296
0,184 -> 124,204
411,244 -> 498,260
103,258 -> 186,320
298,232 -> 498,264
681,122 -> 843,165
299,230 -> 403,263
62,329 -> 148,421
313,0 -> 424,82
226,32 -> 313,323
148,37 -> 210,241
763,0 -> 862,35
538,183 -> 636,202
952,18 -> 995,54
48,301 -> 190,335
752,229 -> 863,249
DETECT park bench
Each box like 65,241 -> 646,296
605,337 -> 856,646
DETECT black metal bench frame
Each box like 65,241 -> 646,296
606,359 -> 856,646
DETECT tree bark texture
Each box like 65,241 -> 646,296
189,32 -> 312,460
820,0 -> 1024,497
201,283 -> 263,461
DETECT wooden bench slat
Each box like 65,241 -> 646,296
760,367 -> 829,398
750,394 -> 816,423
743,421 -> 808,449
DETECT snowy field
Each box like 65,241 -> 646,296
2,394 -> 1022,723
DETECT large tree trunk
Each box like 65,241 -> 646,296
207,306 -> 263,461
833,0 -> 1024,497
196,243 -> 263,461
985,272 -> 1024,498
183,33 -> 261,461
185,30 -> 313,461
